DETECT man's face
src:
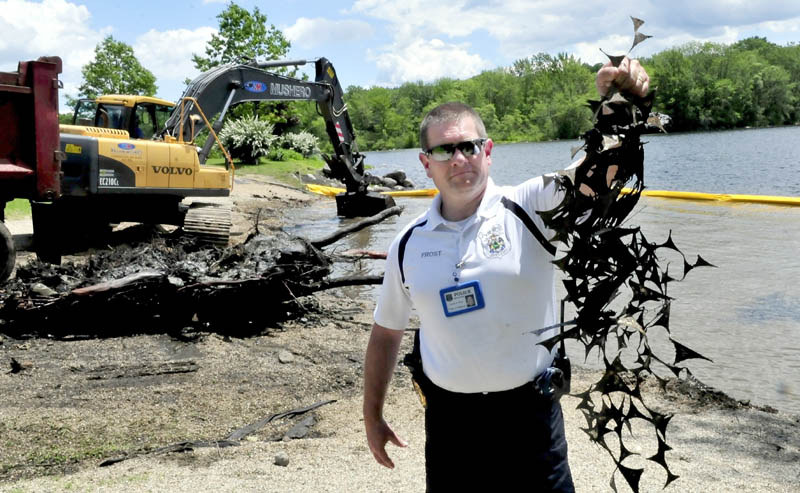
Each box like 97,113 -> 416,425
419,117 -> 493,202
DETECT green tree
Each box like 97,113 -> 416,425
751,64 -> 793,126
508,53 -> 594,140
192,2 -> 290,72
646,39 -> 800,130
647,48 -> 699,130
76,36 -> 157,100
191,2 -> 295,134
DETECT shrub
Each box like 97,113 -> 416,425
218,116 -> 278,163
279,131 -> 319,157
266,148 -> 304,161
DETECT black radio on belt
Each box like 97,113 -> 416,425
533,348 -> 571,400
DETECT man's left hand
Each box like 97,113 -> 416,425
596,57 -> 649,98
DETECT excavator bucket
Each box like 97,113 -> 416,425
335,191 -> 396,218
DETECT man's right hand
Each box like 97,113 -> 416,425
363,323 -> 407,468
365,416 -> 407,468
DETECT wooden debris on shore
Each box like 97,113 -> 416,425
0,207 -> 402,338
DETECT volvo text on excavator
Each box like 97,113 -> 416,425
0,56 -> 394,282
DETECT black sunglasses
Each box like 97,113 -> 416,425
425,139 -> 487,162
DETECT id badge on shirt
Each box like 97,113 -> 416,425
440,280 -> 485,317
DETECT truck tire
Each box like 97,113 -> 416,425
0,221 -> 15,283
31,202 -> 62,265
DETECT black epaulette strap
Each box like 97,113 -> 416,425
397,197 -> 556,283
500,196 -> 557,256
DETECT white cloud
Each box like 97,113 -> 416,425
351,0 -> 489,38
572,35 -> 633,67
759,16 -> 800,34
651,1 -> 800,29
371,38 -> 492,85
349,0 -> 594,43
571,27 -> 740,67
349,1 -> 495,85
284,17 -> 374,50
349,1 -> 632,80
134,27 -> 216,84
351,0 -> 800,80
0,0 -> 110,94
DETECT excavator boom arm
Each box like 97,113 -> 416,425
163,58 -> 366,194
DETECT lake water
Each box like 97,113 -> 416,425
286,126 -> 800,414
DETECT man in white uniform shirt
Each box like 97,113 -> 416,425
363,58 -> 650,492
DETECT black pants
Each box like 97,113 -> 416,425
423,380 -> 574,492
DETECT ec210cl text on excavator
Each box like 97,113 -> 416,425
0,56 -> 394,282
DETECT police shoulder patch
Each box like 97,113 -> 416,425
479,223 -> 510,258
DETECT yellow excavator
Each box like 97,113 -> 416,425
1,56 -> 393,273
64,93 -> 231,196
52,93 -> 234,262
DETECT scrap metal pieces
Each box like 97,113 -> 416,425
0,202 -> 401,337
538,24 -> 714,492
630,17 -> 652,53
600,17 -> 652,67
0,230 -> 333,337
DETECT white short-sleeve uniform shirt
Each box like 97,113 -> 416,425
374,176 -> 565,393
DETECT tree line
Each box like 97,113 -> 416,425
647,37 -> 800,131
342,53 -> 598,150
342,37 -> 800,151
67,2 -> 799,151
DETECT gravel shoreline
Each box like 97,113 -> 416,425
2,179 -> 798,492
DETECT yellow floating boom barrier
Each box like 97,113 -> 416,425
307,184 -> 799,207
306,183 -> 438,198
622,188 -> 800,207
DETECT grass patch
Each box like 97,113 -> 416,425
5,199 -> 31,219
207,156 -> 326,186
3,422 -> 133,476
24,438 -> 124,467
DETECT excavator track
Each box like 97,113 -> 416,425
182,202 -> 232,247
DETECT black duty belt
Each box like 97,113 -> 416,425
403,329 -> 571,408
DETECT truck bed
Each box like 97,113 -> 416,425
0,56 -> 63,202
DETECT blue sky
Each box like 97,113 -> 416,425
2,0 -> 799,108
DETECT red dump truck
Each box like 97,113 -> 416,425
0,56 -> 63,282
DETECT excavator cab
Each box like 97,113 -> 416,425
72,95 -> 174,140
